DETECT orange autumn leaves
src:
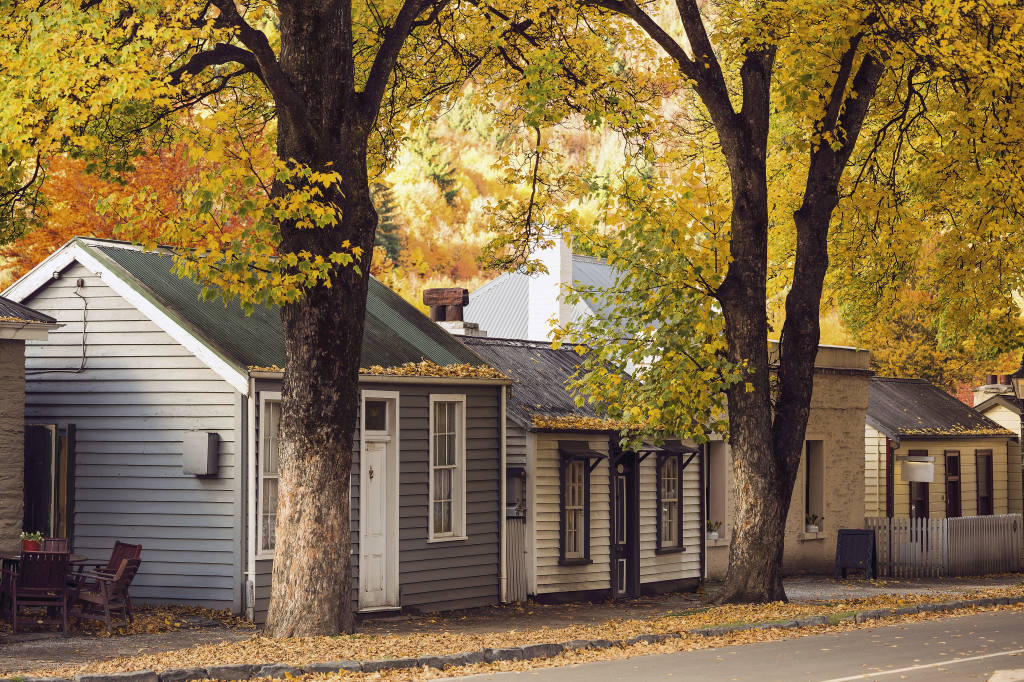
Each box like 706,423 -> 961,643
0,147 -> 245,288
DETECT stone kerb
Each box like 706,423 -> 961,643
7,596 -> 1020,682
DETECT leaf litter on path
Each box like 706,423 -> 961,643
14,581 -> 1024,680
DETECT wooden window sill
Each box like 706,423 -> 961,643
655,547 -> 687,555
426,535 -> 468,543
800,531 -> 826,541
706,537 -> 730,547
558,558 -> 593,566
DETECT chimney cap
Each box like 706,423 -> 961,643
423,288 -> 469,307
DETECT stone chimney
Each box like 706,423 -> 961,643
971,373 -> 1013,407
527,234 -> 573,342
423,288 -> 487,337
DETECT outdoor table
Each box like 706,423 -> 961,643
0,551 -> 87,563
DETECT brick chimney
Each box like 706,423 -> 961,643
423,288 -> 487,337
971,372 -> 1013,407
527,233 -> 573,342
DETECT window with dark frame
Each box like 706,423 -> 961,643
656,453 -> 686,553
564,460 -> 585,559
977,449 -> 994,516
945,452 -> 961,518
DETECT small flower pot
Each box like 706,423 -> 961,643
706,532 -> 719,541
22,539 -> 40,551
805,525 -> 819,534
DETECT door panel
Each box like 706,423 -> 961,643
361,441 -> 388,607
24,424 -> 57,536
611,453 -> 639,599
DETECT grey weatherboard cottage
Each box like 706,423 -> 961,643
3,237 -> 509,623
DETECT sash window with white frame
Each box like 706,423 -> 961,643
429,395 -> 467,541
258,392 -> 282,555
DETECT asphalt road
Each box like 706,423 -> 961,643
462,609 -> 1024,682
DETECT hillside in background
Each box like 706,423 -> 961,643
0,86 -> 1016,398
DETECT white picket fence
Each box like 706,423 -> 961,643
865,514 -> 1022,578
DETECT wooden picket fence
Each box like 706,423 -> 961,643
865,516 -> 948,578
865,514 -> 1022,578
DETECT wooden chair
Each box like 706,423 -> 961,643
75,541 -> 141,576
42,538 -> 68,551
70,558 -> 141,635
1,551 -> 72,635
73,541 -> 142,614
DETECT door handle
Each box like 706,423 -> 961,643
369,465 -> 374,480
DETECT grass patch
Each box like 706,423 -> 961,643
827,612 -> 856,626
665,607 -> 713,618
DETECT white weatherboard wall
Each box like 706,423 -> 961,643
22,263 -> 239,609
865,424 -> 887,517
638,454 -> 701,585
531,432 -> 610,594
976,402 -> 1023,519
527,237 -> 573,342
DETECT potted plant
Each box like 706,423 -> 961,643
20,531 -> 43,551
805,514 -> 823,533
706,520 -> 722,541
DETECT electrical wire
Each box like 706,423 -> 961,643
26,279 -> 88,375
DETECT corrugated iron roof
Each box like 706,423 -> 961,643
461,336 -> 601,430
465,256 -> 618,338
867,377 -> 1014,444
95,244 -> 487,371
465,273 -> 528,339
0,294 -> 57,324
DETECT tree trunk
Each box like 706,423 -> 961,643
262,0 -> 378,637
712,147 -> 798,603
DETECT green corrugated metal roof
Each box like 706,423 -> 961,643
95,243 -> 486,370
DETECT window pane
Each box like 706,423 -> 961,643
263,401 -> 280,474
979,457 -> 990,496
365,400 -> 387,431
262,478 -> 278,551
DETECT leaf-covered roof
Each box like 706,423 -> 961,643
461,336 -> 618,431
867,377 -> 1014,445
0,294 -> 56,325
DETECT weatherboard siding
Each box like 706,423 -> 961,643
23,263 -> 238,609
251,381 -> 500,623
868,437 -> 1012,518
638,455 -> 701,585
533,432 -> 611,595
864,424 -> 886,518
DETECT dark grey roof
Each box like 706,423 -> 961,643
465,255 -> 616,338
461,336 -> 601,430
0,294 -> 57,324
94,243 -> 487,371
867,377 -> 1014,444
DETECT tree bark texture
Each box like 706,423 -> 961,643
193,0 -> 439,636
262,0 -> 375,637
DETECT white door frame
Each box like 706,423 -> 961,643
358,390 -> 400,611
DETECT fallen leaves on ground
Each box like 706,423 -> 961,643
0,604 -> 254,638
16,581 -> 1024,679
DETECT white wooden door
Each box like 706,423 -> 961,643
361,439 -> 389,609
